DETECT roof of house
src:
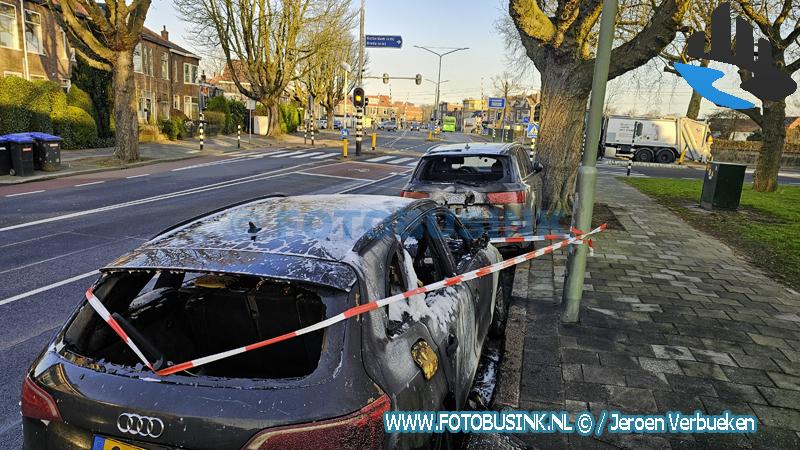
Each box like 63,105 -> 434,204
141,27 -> 199,59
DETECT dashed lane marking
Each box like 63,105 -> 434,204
365,156 -> 394,162
125,173 -> 150,179
5,190 -> 46,197
74,181 -> 105,187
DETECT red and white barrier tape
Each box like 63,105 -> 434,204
489,228 -> 595,256
85,224 -> 606,377
85,289 -> 154,371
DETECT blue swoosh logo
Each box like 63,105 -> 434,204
674,63 -> 755,110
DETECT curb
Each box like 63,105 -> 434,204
491,262 -> 529,411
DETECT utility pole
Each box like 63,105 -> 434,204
561,0 -> 619,324
356,0 -> 365,156
414,46 -> 468,127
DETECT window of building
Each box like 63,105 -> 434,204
183,63 -> 198,84
160,53 -> 169,80
173,60 -> 177,82
0,2 -> 17,49
24,10 -> 42,54
60,29 -> 71,59
144,46 -> 153,76
173,95 -> 180,109
184,95 -> 198,119
133,43 -> 143,73
30,74 -> 45,81
159,100 -> 169,120
3,71 -> 22,78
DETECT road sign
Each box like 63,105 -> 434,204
365,35 -> 403,48
488,97 -> 505,109
245,99 -> 256,110
526,123 -> 540,139
341,129 -> 350,138
522,117 -> 529,124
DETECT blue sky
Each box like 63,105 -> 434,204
144,0 -> 798,116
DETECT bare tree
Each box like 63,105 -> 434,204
507,0 -> 690,213
493,71 -> 524,126
734,0 -> 800,191
177,0 -> 351,136
50,0 -> 151,161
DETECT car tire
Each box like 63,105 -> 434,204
633,148 -> 654,162
489,284 -> 508,338
656,148 -> 676,164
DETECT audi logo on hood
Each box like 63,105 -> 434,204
117,413 -> 165,438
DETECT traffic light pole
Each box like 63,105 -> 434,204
356,0 -> 364,157
561,0 -> 619,324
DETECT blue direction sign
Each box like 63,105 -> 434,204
365,35 -> 403,48
488,97 -> 505,109
522,117 -> 529,124
526,123 -> 540,139
341,128 -> 350,138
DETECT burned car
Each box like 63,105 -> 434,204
22,195 -> 505,450
401,143 -> 544,253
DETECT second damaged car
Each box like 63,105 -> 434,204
22,195 -> 505,450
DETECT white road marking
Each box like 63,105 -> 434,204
74,181 -> 105,187
171,156 -> 249,171
271,151 -> 303,158
264,150 -> 295,158
295,171 -> 373,182
5,190 -> 46,197
125,173 -> 150,179
293,152 -> 323,158
366,156 -> 393,162
311,153 -> 338,159
0,270 -> 99,307
406,162 -> 418,167
385,157 -> 414,164
0,163 -> 326,233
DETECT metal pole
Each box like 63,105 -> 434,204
561,0 -> 619,324
627,158 -> 632,176
356,106 -> 363,156
237,124 -> 241,148
435,55 -> 442,125
356,0 -> 364,156
199,112 -> 204,151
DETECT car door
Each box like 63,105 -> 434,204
513,146 -> 543,225
428,208 -> 494,404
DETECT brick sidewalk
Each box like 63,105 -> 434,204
493,176 -> 800,449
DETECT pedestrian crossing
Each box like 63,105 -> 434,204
365,155 -> 419,167
596,163 -> 648,178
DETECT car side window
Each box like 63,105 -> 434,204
515,147 -> 534,177
402,219 -> 443,285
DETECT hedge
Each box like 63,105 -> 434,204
0,76 -> 99,149
203,110 -> 226,135
712,139 -> 800,154
66,86 -> 96,121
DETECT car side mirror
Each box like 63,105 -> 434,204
533,161 -> 544,174
470,232 -> 489,252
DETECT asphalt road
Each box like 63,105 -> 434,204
0,129 -> 484,448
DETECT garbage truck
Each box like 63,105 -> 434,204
600,115 -> 713,163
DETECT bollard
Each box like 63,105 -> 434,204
237,124 -> 241,149
343,139 -> 348,158
311,123 -> 315,146
371,132 -> 376,151
304,122 -> 307,144
427,131 -> 432,141
627,158 -> 632,176
199,114 -> 204,151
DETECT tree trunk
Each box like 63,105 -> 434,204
266,102 -> 282,137
536,63 -> 592,215
753,101 -> 786,192
112,52 -> 139,162
684,60 -> 708,120
326,106 -> 335,130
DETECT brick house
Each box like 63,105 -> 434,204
134,26 -> 201,122
0,0 -> 73,85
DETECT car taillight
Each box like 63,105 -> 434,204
21,375 -> 61,422
487,191 -> 526,204
242,394 -> 390,450
400,190 -> 429,199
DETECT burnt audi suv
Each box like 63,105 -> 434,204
401,143 -> 544,253
22,195 -> 504,450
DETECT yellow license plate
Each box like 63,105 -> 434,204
92,435 -> 146,450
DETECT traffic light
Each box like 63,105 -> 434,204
353,87 -> 365,108
533,103 -> 542,122
382,73 -> 390,84
415,74 -> 422,85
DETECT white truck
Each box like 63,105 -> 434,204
601,115 -> 713,164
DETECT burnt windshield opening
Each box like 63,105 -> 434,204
418,155 -> 510,183
63,270 -> 331,379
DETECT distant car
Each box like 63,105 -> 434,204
334,119 -> 343,129
402,143 -> 544,253
22,194 -> 505,450
317,119 -> 327,129
378,121 -> 398,131
410,123 -> 421,131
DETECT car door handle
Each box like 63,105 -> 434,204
446,333 -> 459,357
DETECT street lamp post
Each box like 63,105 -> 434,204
414,46 -> 467,126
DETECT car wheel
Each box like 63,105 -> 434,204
489,284 -> 508,338
633,148 -> 654,162
656,148 -> 676,164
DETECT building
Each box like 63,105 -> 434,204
392,101 -> 423,124
365,95 -> 396,122
208,60 -> 252,101
786,117 -> 800,144
0,0 -> 73,86
462,98 -> 487,112
509,93 -> 541,124
133,26 -> 201,122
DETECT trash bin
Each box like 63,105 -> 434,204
28,132 -> 62,171
0,136 -> 11,176
700,162 -> 747,210
6,133 -> 35,177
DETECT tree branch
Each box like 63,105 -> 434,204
509,0 -> 557,44
607,0 -> 690,80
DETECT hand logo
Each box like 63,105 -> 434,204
676,3 -> 797,110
